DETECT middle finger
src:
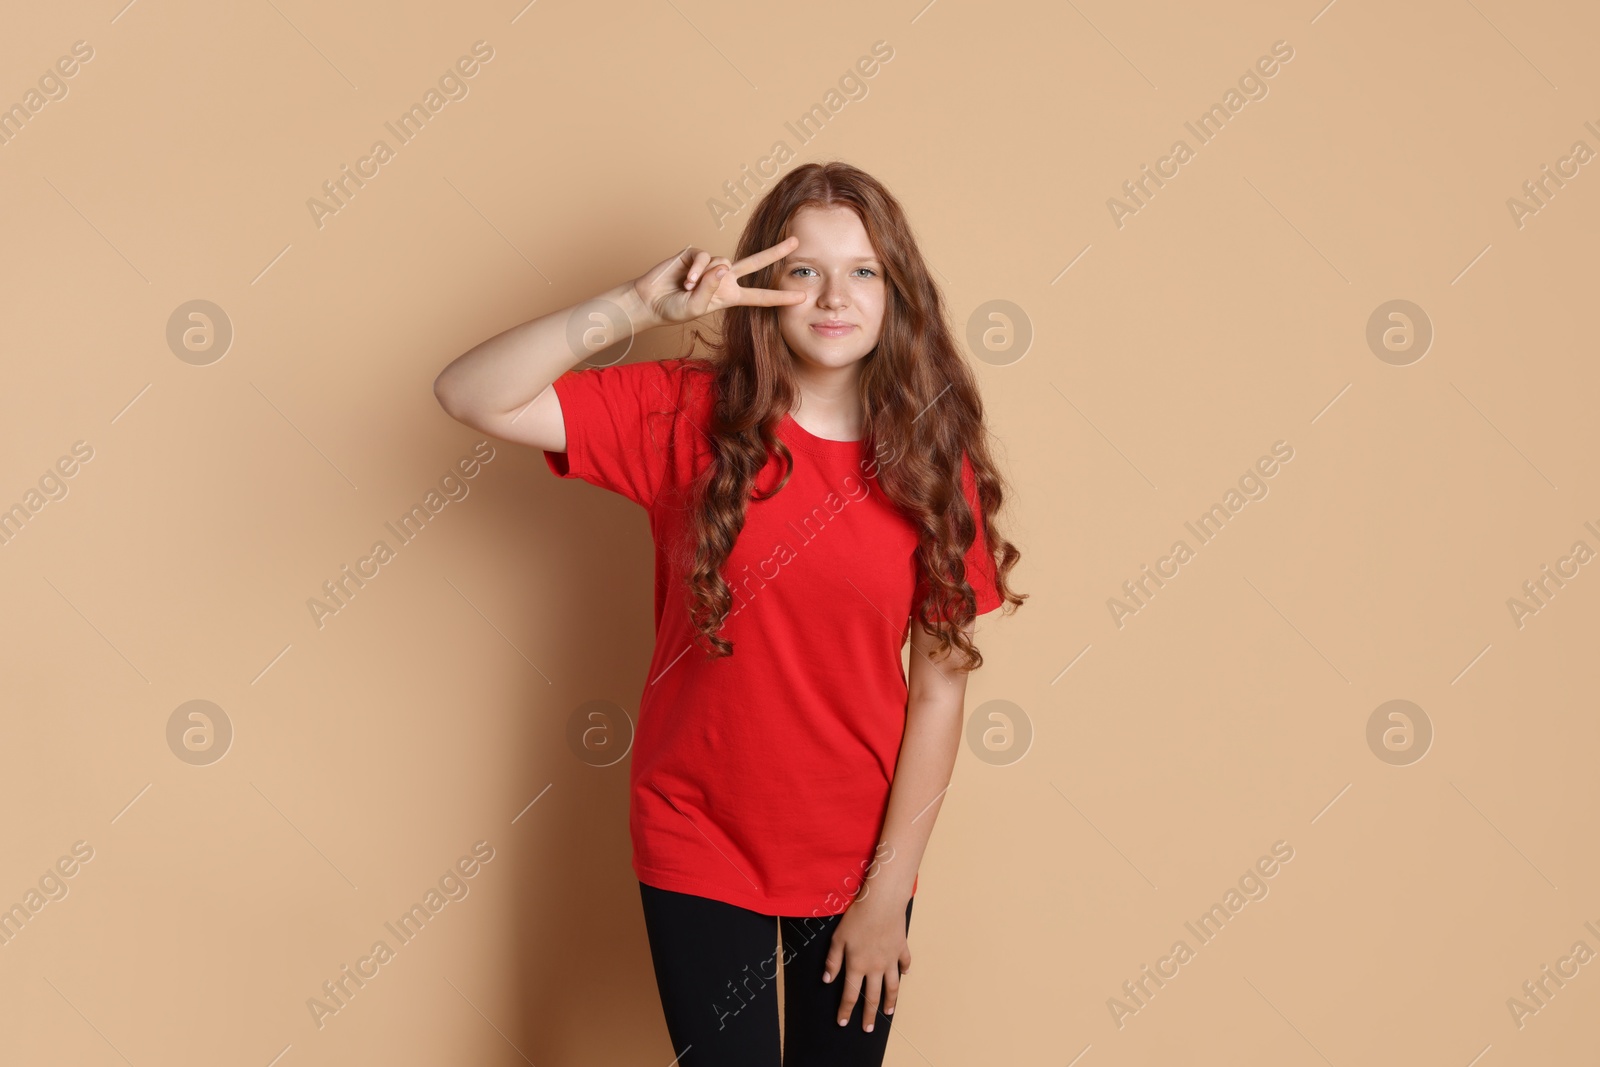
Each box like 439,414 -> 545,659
836,970 -> 861,1027
731,235 -> 799,280
861,972 -> 882,1033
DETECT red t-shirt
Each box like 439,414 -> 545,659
544,356 -> 1002,916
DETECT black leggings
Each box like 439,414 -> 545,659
638,881 -> 915,1067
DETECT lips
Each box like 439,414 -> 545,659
810,321 -> 856,337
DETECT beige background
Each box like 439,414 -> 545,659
2,0 -> 1597,1063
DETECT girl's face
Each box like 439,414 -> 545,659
773,204 -> 886,374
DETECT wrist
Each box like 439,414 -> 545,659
855,883 -> 911,913
860,868 -> 915,907
608,278 -> 662,333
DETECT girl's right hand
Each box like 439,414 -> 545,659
632,237 -> 806,327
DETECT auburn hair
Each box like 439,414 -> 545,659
674,160 -> 1025,670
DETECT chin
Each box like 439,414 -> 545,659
791,343 -> 875,370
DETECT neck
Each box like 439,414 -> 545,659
789,357 -> 865,440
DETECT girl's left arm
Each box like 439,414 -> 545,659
822,616 -> 977,1030
871,614 -> 976,905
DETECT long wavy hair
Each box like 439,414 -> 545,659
675,161 -> 1025,670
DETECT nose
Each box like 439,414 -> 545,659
818,272 -> 850,310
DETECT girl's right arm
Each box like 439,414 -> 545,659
431,238 -> 802,452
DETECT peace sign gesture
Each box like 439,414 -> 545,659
632,236 -> 805,328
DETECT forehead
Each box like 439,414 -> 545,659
785,203 -> 876,258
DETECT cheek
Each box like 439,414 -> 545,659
863,293 -> 887,334
778,297 -> 812,329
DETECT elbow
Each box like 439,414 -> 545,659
432,368 -> 471,422
906,690 -> 967,721
432,376 -> 456,417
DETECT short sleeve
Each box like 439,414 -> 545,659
542,358 -> 690,510
914,452 -> 1004,620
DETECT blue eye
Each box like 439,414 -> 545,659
789,266 -> 879,278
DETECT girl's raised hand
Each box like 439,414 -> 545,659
632,236 -> 805,327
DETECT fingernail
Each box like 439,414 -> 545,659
866,1024 -> 874,1032
838,1018 -> 847,1027
885,1007 -> 894,1015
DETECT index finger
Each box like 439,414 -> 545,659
726,285 -> 807,309
730,235 -> 799,280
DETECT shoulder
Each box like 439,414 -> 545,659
654,355 -> 715,396
654,356 -> 718,422
605,356 -> 717,453
613,354 -> 713,394
556,356 -> 715,415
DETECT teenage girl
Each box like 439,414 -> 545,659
433,161 -> 1023,1067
